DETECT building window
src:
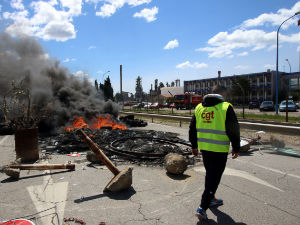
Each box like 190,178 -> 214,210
290,78 -> 299,91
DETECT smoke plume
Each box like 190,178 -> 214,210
0,33 -> 120,131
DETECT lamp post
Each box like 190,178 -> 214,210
285,59 -> 291,122
102,70 -> 110,83
275,11 -> 300,114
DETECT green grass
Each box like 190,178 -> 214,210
122,108 -> 300,123
236,113 -> 300,122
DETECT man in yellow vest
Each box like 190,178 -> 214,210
189,85 -> 240,221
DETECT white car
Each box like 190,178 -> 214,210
143,103 -> 152,109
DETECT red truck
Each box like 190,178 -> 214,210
173,93 -> 203,109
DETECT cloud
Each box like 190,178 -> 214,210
196,29 -> 299,58
74,70 -> 89,77
10,0 -> 24,10
197,3 -> 300,58
163,39 -> 179,50
88,45 -> 96,50
176,61 -> 208,69
237,51 -> 248,56
264,64 -> 275,68
63,58 -> 76,63
133,6 -> 158,22
235,65 -> 249,70
241,2 -> 300,30
94,0 -> 151,17
3,0 -> 82,41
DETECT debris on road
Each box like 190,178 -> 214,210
2,163 -> 75,179
119,115 -> 147,127
164,153 -> 188,175
76,129 -> 133,192
63,217 -> 86,225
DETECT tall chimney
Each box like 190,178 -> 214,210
217,71 -> 221,85
120,65 -> 122,102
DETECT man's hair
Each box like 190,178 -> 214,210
212,85 -> 227,94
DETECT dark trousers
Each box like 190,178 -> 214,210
200,150 -> 228,210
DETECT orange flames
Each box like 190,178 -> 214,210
65,115 -> 127,132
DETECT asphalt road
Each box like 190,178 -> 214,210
0,124 -> 299,225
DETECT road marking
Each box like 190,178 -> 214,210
194,166 -> 283,192
0,135 -> 10,145
236,159 -> 300,179
27,163 -> 68,225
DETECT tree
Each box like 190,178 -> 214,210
135,76 -> 143,101
171,81 -> 175,87
94,80 -> 99,91
114,92 -> 123,102
100,76 -> 114,101
231,77 -> 250,100
231,77 -> 250,118
159,82 -> 165,89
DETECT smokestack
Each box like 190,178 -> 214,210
120,65 -> 122,102
217,71 -> 221,85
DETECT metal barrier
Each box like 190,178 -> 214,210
119,111 -> 300,135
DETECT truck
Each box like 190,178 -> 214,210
173,93 -> 203,109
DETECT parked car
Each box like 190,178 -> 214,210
163,102 -> 171,108
169,103 -> 176,108
149,102 -> 163,109
279,100 -> 297,112
248,100 -> 260,109
132,102 -> 144,108
259,101 -> 275,111
295,102 -> 300,109
143,102 -> 152,109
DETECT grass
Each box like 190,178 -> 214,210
122,108 -> 300,123
236,112 -> 300,122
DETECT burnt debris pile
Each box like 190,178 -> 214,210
39,128 -> 193,165
119,115 -> 148,127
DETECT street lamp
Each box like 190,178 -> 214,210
102,70 -> 110,83
275,11 -> 300,114
285,59 -> 291,122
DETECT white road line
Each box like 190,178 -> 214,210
27,162 -> 68,225
236,159 -> 300,179
194,167 -> 283,192
0,136 -> 10,145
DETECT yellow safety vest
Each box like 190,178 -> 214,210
195,102 -> 231,152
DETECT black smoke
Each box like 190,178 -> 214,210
0,33 -> 120,132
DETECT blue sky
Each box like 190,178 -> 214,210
0,0 -> 299,94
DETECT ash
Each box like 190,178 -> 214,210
39,128 -> 194,166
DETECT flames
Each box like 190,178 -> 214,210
65,114 -> 127,132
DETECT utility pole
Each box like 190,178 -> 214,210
120,65 -> 123,109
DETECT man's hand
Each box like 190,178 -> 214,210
192,149 -> 198,156
232,150 -> 239,159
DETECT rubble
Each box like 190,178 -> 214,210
164,153 -> 188,175
39,128 -> 193,166
119,115 -> 147,127
86,151 -> 102,164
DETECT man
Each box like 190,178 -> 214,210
189,85 -> 240,221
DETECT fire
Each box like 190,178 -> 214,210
65,115 -> 127,132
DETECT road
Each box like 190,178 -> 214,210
0,124 -> 299,225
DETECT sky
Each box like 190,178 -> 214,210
0,0 -> 299,94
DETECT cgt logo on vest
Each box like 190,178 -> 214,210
201,111 -> 214,123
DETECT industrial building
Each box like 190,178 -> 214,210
184,71 -> 300,103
